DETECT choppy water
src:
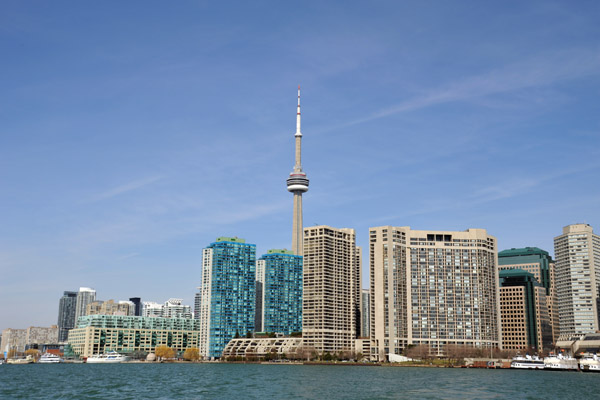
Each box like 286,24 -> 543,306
0,363 -> 598,399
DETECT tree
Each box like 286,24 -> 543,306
155,345 -> 175,360
183,348 -> 200,361
25,349 -> 40,359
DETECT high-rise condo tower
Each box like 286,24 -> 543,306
286,86 -> 309,256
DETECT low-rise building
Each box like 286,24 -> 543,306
67,315 -> 201,358
222,337 -> 303,360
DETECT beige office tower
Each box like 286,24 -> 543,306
370,226 -> 501,360
554,224 -> 600,339
302,226 -> 361,354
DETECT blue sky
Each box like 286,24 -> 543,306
1,1 -> 599,331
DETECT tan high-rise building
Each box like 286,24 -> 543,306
370,226 -> 501,360
554,223 -> 600,339
498,247 -> 558,343
302,225 -> 361,354
86,299 -> 135,316
499,269 -> 552,351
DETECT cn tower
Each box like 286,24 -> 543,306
286,86 -> 309,256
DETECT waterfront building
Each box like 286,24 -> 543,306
361,289 -> 371,338
74,287 -> 96,324
198,237 -> 256,359
286,86 -> 309,256
141,299 -> 192,319
302,226 -> 361,354
129,297 -> 142,316
67,315 -> 200,358
498,247 -> 558,342
26,325 -> 59,345
554,223 -> 600,339
1,328 -> 27,355
222,336 -> 303,360
370,226 -> 500,360
86,299 -> 135,316
255,249 -> 303,335
57,291 -> 77,342
499,269 -> 552,351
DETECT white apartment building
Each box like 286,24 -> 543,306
554,223 -> 600,339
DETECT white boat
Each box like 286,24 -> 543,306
6,355 -> 35,364
38,353 -> 63,364
544,353 -> 578,371
510,354 -> 545,369
86,351 -> 130,363
579,354 -> 600,372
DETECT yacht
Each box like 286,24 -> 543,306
86,351 -> 130,363
579,354 -> 600,372
38,353 -> 63,363
510,354 -> 545,369
544,353 -> 578,371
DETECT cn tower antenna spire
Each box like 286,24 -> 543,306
287,85 -> 309,256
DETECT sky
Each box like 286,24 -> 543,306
1,1 -> 599,331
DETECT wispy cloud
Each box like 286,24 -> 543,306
90,175 -> 164,202
339,48 -> 600,128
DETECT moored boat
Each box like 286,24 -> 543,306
579,353 -> 600,372
544,353 -> 578,371
6,355 -> 35,365
38,353 -> 63,364
510,354 -> 545,369
86,351 -> 130,363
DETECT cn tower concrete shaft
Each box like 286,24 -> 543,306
286,86 -> 309,256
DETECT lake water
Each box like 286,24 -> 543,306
0,363 -> 598,399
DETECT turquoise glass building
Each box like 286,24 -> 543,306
256,249 -> 303,335
198,237 -> 256,359
498,247 -> 552,294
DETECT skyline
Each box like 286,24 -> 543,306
1,1 -> 600,331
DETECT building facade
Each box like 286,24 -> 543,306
499,269 -> 552,351
222,336 -> 303,360
370,226 -> 501,360
255,249 -> 303,335
1,328 -> 27,355
198,237 -> 256,359
86,299 -> 135,316
498,247 -> 558,342
74,287 -> 96,324
360,289 -> 371,338
302,226 -> 361,354
554,224 -> 600,339
58,291 -> 77,342
67,315 -> 200,358
129,297 -> 142,316
142,299 -> 192,319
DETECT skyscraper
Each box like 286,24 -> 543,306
198,237 -> 256,359
286,86 -> 309,256
498,269 -> 552,351
370,226 -> 500,360
554,223 -> 600,339
57,291 -> 77,342
302,226 -> 361,354
74,287 -> 96,324
255,249 -> 303,335
498,247 -> 558,342
129,297 -> 142,316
